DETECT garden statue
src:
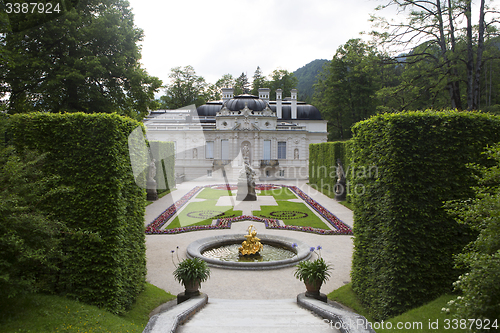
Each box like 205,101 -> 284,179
236,161 -> 257,201
242,143 -> 250,161
146,158 -> 158,201
334,158 -> 346,201
239,225 -> 263,256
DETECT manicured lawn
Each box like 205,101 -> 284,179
328,284 -> 468,333
166,199 -> 242,228
253,200 -> 330,229
0,283 -> 175,333
158,186 -> 337,231
195,187 -> 233,199
258,187 -> 297,200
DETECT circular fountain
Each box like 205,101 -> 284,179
186,226 -> 312,270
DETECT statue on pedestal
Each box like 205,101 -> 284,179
334,158 -> 346,201
236,161 -> 257,201
146,159 -> 158,201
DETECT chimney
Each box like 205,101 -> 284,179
258,87 -> 270,102
291,89 -> 297,119
276,89 -> 283,119
222,87 -> 233,103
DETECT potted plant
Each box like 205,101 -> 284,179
294,246 -> 332,297
172,249 -> 210,297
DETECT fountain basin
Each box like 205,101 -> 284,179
186,234 -> 312,270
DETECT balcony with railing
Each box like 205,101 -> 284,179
213,159 -> 232,167
260,159 -> 279,167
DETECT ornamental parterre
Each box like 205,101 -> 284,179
145,184 -> 353,235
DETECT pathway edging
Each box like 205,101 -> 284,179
142,294 -> 208,333
297,293 -> 376,333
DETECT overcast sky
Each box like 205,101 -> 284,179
128,0 -> 383,87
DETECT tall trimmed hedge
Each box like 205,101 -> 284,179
309,141 -> 352,192
149,140 -> 175,191
9,112 -> 146,314
350,111 -> 500,320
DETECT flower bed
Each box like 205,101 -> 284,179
145,184 -> 353,235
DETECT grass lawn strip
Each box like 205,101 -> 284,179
252,200 -> 330,229
165,199 -> 241,229
258,186 -> 297,200
195,187 -> 233,199
0,284 -> 175,333
328,284 -> 468,333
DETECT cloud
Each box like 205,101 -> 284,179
131,0 -> 377,84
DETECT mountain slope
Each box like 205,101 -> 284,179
294,59 -> 329,102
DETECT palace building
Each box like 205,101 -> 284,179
144,88 -> 327,182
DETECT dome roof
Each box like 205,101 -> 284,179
225,94 -> 269,112
195,95 -> 322,120
196,101 -> 222,117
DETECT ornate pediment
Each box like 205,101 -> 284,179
241,102 -> 252,118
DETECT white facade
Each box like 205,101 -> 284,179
144,89 -> 327,182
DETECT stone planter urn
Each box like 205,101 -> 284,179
304,280 -> 322,296
184,280 -> 201,296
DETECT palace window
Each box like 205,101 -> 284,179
278,141 -> 286,159
205,141 -> 214,159
263,140 -> 271,160
221,139 -> 229,160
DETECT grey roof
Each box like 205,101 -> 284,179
225,95 -> 269,112
195,95 -> 322,120
269,104 -> 322,120
196,101 -> 222,117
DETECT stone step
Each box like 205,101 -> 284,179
176,299 -> 339,333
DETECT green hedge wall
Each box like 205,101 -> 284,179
149,140 -> 175,191
9,112 -> 146,314
309,141 -> 352,192
350,110 -> 500,320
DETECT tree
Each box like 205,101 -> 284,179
2,0 -> 161,120
313,39 -> 382,140
0,115 -> 67,298
234,72 -> 250,95
161,65 -> 208,109
445,144 -> 500,330
371,0 -> 499,110
378,44 -> 453,111
265,68 -> 298,100
251,66 -> 266,96
216,74 -> 235,89
208,73 -> 235,101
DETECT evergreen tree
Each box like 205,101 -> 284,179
234,72 -> 250,95
2,0 -> 161,120
313,39 -> 382,140
251,66 -> 266,96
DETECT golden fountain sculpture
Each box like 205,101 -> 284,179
239,225 -> 263,256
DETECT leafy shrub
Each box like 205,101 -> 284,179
294,246 -> 332,289
173,257 -> 210,287
350,110 -> 500,320
445,144 -> 500,331
0,145 -> 65,298
309,141 -> 352,192
149,140 -> 175,191
8,112 -> 146,314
